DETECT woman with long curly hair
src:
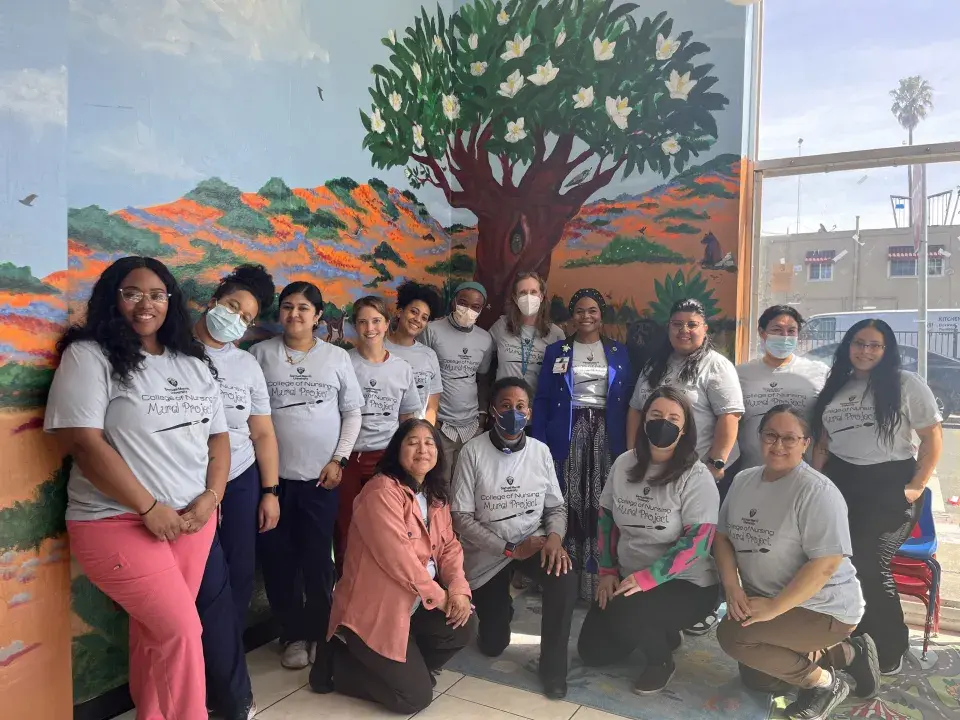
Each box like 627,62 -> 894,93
45,256 -> 230,719
811,319 -> 942,675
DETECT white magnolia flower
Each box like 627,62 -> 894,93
370,108 -> 386,134
573,86 -> 595,109
413,124 -> 425,149
433,35 -> 444,52
593,37 -> 616,61
388,29 -> 397,45
441,94 -> 460,121
656,33 -> 680,60
528,60 -> 559,86
412,62 -> 422,82
662,136 -> 681,155
665,69 -> 697,100
505,117 -> 526,143
388,91 -> 402,112
468,33 -> 479,50
605,95 -> 632,130
556,30 -> 566,47
470,61 -> 488,76
501,33 -> 532,60
497,9 -> 510,25
498,69 -> 525,98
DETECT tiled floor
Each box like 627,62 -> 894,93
114,642 -> 627,720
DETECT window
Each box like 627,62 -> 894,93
808,262 -> 833,282
889,258 -> 917,277
929,257 -> 945,277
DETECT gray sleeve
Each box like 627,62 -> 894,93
541,447 -> 567,537
680,463 -> 720,526
420,323 -> 436,350
427,348 -> 443,394
542,503 -> 567,539
705,355 -> 745,415
399,366 -> 422,415
44,343 -> 110,431
337,353 -> 365,412
334,408 -> 362,458
717,490 -> 731,535
478,334 -> 495,375
629,374 -> 650,411
452,511 -> 508,555
903,372 -> 942,429
798,482 -> 851,559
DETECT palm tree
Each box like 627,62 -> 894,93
890,75 -> 934,145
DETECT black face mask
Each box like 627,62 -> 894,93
645,419 -> 681,449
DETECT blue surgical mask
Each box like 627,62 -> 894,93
763,335 -> 797,360
206,303 -> 247,343
494,407 -> 527,436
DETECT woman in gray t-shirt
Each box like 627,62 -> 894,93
716,405 -> 877,719
811,319 -> 942,675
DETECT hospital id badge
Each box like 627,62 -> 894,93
553,357 -> 569,374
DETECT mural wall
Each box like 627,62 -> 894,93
0,0 -> 748,713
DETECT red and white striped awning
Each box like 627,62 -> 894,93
804,250 -> 835,264
888,245 -> 946,259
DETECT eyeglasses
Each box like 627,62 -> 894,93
669,321 -> 703,332
760,431 -> 807,448
851,341 -> 885,352
219,302 -> 255,328
119,289 -> 171,304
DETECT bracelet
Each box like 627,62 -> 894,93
204,488 -> 220,507
139,499 -> 158,516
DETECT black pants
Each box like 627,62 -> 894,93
823,455 -> 922,669
331,605 -> 474,714
471,556 -> 578,683
578,580 -> 718,667
257,477 -> 338,642
716,456 -> 743,505
196,530 -> 253,720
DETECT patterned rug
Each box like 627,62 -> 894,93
446,592 -> 960,720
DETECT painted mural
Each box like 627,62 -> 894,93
0,0 -> 748,713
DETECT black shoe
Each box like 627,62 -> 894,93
668,630 -> 683,653
308,641 -> 335,694
542,677 -> 567,700
845,635 -> 880,698
683,611 -> 718,637
786,673 -> 850,720
880,655 -> 904,676
633,659 -> 676,695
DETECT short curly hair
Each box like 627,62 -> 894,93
395,280 -> 443,320
212,264 -> 276,318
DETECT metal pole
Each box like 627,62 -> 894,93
918,165 -> 929,381
852,215 -> 860,310
796,138 -> 803,233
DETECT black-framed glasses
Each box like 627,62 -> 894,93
851,340 -> 885,352
119,288 -> 171,304
760,431 -> 807,448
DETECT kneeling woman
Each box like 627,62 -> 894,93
578,386 -> 720,695
716,405 -> 879,720
311,420 -> 473,714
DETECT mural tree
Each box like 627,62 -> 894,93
361,0 -> 728,318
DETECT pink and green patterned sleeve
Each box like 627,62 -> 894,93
631,523 -> 716,591
598,507 -> 621,577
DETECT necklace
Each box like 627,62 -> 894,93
581,340 -> 602,362
283,338 -> 317,365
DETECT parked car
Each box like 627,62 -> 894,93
803,343 -> 959,419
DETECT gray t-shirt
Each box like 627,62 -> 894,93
600,454 -> 719,587
250,336 -> 364,481
349,350 -> 421,452
489,315 -> 565,393
572,341 -> 608,408
737,356 -> 828,469
207,342 -> 272,480
719,463 -> 864,625
384,338 -> 443,419
452,433 -> 565,588
44,341 -> 228,520
821,371 -> 942,465
420,317 -> 494,427
631,350 -> 745,462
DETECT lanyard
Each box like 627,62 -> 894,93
519,336 -> 533,378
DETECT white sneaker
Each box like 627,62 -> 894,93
281,640 -> 310,669
246,700 -> 258,720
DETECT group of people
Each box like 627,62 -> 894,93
43,256 -> 943,720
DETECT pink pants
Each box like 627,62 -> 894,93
68,514 -> 214,720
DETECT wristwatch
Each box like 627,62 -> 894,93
261,485 -> 280,497
710,458 -> 726,470
334,455 -> 349,469
504,541 -> 517,558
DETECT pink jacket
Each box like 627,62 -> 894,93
327,473 -> 472,662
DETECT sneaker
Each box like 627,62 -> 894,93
668,630 -> 683,653
880,655 -> 903,676
246,701 -> 258,720
786,673 -> 850,720
683,611 -> 718,637
281,640 -> 310,670
845,635 -> 880,698
633,660 -> 677,695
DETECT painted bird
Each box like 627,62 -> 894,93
317,87 -> 324,101
565,169 -> 591,188
18,194 -> 37,206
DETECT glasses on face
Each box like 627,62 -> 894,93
851,341 -> 885,352
220,302 -> 255,328
760,431 -> 806,448
119,288 -> 171,304
669,321 -> 703,332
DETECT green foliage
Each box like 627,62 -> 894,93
364,260 -> 395,288
664,222 -> 701,234
401,189 -> 419,203
369,177 -> 389,193
304,209 -> 348,239
323,302 -> 344,320
185,177 -> 244,212
68,206 -> 171,256
0,362 -> 54,408
0,458 -> 69,551
361,241 -> 407,268
446,223 -> 471,233
452,243 -> 467,250
71,574 -> 129,703
326,177 -> 363,211
678,181 -> 736,200
0,262 -> 58,295
563,235 -> 688,268
589,218 -> 611,227
549,294 -> 570,324
436,278 -> 460,310
638,201 -> 660,210
655,207 -> 709,221
367,179 -> 400,220
178,278 -> 220,308
217,206 -> 274,237
258,176 -> 294,201
649,269 -> 718,323
426,252 -> 475,277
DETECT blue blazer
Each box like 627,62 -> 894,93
532,338 -> 633,466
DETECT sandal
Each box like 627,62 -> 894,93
683,610 -> 719,637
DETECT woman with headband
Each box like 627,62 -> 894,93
533,288 -> 633,601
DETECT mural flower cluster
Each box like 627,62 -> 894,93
361,0 -> 728,317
